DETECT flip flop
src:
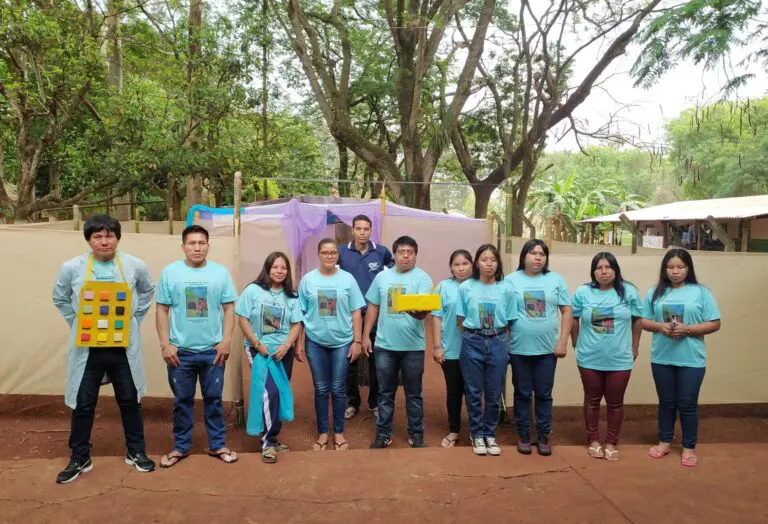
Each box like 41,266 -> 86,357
681,454 -> 699,468
312,440 -> 328,451
587,445 -> 605,459
441,434 -> 459,448
159,452 -> 189,468
334,441 -> 349,451
648,445 -> 671,459
209,448 -> 238,464
604,449 -> 619,462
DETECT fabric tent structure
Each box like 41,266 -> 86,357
187,196 -> 492,284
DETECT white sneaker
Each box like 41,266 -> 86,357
485,437 -> 501,456
471,436 -> 487,456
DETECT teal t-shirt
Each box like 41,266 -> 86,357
642,284 -> 720,368
365,267 -> 433,351
298,269 -> 365,348
505,270 -> 571,355
572,283 -> 643,371
432,278 -> 462,360
91,259 -> 116,281
457,279 -> 518,331
235,284 -> 303,348
156,260 -> 238,351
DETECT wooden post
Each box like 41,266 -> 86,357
486,214 -> 494,244
619,214 -> 637,254
696,220 -> 702,250
545,217 -> 554,251
73,204 -> 81,231
233,171 -> 242,237
168,207 -> 174,235
611,223 -> 616,245
134,207 -> 141,234
193,210 -> 200,225
379,192 -> 387,244
741,219 -> 751,252
662,221 -> 669,248
589,223 -> 597,245
706,215 -> 735,252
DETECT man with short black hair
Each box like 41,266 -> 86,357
338,214 -> 393,419
156,225 -> 239,467
53,215 -> 156,484
364,235 -> 432,448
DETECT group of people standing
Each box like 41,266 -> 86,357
52,213 -> 720,484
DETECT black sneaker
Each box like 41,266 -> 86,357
408,433 -> 426,448
56,457 -> 93,484
125,452 -> 156,472
370,435 -> 392,449
537,441 -> 552,456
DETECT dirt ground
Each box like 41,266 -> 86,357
2,356 -> 768,522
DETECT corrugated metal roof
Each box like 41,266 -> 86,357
581,195 -> 768,223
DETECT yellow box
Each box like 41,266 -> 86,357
390,287 -> 441,312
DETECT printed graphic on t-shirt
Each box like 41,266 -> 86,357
317,288 -> 338,317
261,303 -> 285,334
185,286 -> 208,318
479,301 -> 496,330
591,306 -> 615,334
387,285 -> 405,315
662,303 -> 684,324
523,290 -> 546,319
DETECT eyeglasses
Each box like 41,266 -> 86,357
320,251 -> 338,257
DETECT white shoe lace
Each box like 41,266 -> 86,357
485,437 -> 499,449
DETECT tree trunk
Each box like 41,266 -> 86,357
337,141 -> 349,197
473,183 -> 495,219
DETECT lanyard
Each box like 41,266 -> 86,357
85,253 -> 127,282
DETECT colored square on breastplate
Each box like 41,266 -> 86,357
115,306 -> 125,316
83,305 -> 93,315
100,306 -> 109,315
116,291 -> 127,301
99,291 -> 110,301
81,319 -> 93,329
113,333 -> 124,343
83,290 -> 95,301
97,333 -> 108,342
114,319 -> 124,329
97,319 -> 108,329
80,333 -> 91,342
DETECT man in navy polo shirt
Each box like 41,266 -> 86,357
339,214 -> 394,419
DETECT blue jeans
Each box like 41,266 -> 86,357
306,337 -> 349,434
460,332 -> 508,438
167,349 -> 226,454
651,363 -> 706,449
509,353 -> 557,443
375,348 -> 424,438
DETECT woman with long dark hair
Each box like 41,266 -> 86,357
235,252 -> 303,463
431,249 -> 473,448
642,248 -> 720,467
299,238 -> 365,452
570,252 -> 643,461
457,244 -> 517,456
505,239 -> 572,456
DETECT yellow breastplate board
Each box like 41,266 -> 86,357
76,256 -> 132,348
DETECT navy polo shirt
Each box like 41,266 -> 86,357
338,241 -> 394,301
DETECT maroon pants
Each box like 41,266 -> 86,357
578,367 -> 632,446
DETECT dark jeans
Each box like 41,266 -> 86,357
460,332 -> 508,438
306,337 -> 349,434
651,363 -> 706,449
247,347 -> 295,448
70,348 -> 145,461
441,359 -> 464,433
167,349 -> 226,454
509,353 -> 557,443
578,367 -> 632,446
347,321 -> 378,410
375,348 -> 424,438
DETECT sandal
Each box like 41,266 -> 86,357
441,434 -> 459,448
648,445 -> 671,459
159,451 -> 189,468
681,454 -> 699,468
209,448 -> 238,464
587,445 -> 605,459
312,440 -> 328,451
604,449 -> 619,462
261,447 -> 278,464
334,440 -> 349,451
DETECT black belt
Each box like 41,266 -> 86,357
465,327 -> 508,337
